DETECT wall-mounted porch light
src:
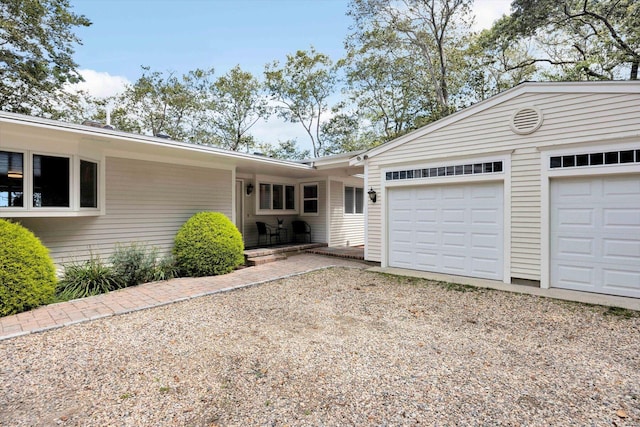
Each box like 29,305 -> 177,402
246,183 -> 254,195
368,187 -> 377,203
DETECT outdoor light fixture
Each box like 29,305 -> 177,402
368,187 -> 377,203
246,183 -> 254,195
7,171 -> 23,179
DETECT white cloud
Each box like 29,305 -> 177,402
472,0 -> 512,31
70,69 -> 130,98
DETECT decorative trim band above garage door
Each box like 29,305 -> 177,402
550,149 -> 640,169
385,161 -> 503,181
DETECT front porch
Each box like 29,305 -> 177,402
243,243 -> 366,266
244,243 -> 327,266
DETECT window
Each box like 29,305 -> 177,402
386,161 -> 504,181
345,186 -> 364,214
259,184 -> 271,210
273,184 -> 283,209
80,160 -> 98,208
549,149 -> 640,169
285,185 -> 295,210
302,183 -> 318,214
0,151 -> 24,207
258,182 -> 296,212
33,154 -> 69,208
0,150 -> 101,216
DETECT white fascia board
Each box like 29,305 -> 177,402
0,111 -> 312,171
350,80 -> 640,165
307,151 -> 365,168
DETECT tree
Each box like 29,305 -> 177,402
207,65 -> 270,152
486,0 -> 639,80
343,26 -> 438,142
0,0 -> 91,117
348,0 -> 474,118
114,66 -> 215,141
256,140 -> 311,160
264,48 -> 338,157
65,91 -> 142,132
465,28 -> 537,102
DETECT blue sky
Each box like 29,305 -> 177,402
70,0 -> 353,80
69,0 -> 511,147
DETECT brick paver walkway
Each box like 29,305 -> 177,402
0,254 -> 369,341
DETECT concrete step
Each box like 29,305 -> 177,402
245,253 -> 287,266
244,243 -> 327,258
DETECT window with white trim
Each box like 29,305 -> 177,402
301,183 -> 318,214
258,182 -> 297,213
385,161 -> 503,181
0,151 -> 24,207
0,150 -> 101,215
344,186 -> 363,214
80,160 -> 98,208
33,154 -> 70,207
549,149 -> 640,169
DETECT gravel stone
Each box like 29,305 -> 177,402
1,268 -> 639,426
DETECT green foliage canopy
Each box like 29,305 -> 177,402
484,0 -> 639,80
0,0 -> 91,117
264,47 -> 338,157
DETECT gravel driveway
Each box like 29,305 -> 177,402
1,268 -> 639,426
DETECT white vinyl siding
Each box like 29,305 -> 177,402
366,90 -> 640,281
510,148 -> 541,279
367,163 -> 383,260
330,180 -> 364,246
19,157 -> 232,265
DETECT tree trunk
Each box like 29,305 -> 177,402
631,61 -> 638,80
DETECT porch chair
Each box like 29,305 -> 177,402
256,221 -> 281,246
291,220 -> 312,243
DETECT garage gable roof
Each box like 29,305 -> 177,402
350,81 -> 640,165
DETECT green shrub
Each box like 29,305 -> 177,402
110,243 -> 178,286
57,255 -> 123,301
152,255 -> 178,281
0,219 -> 57,316
110,243 -> 160,287
173,212 -> 244,277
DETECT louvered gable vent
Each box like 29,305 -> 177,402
510,107 -> 543,135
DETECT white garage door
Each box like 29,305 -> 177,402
388,183 -> 504,280
551,175 -> 640,298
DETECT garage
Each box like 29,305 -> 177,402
551,175 -> 640,298
388,182 -> 504,280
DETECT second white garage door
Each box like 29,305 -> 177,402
550,175 -> 640,298
388,182 -> 504,280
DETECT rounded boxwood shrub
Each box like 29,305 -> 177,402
0,219 -> 57,316
173,212 -> 244,277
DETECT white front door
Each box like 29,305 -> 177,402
388,182 -> 504,280
550,175 -> 640,298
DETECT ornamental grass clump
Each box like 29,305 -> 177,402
0,219 -> 57,316
56,255 -> 123,301
173,212 -> 244,277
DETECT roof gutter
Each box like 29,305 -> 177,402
0,112 -> 313,171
